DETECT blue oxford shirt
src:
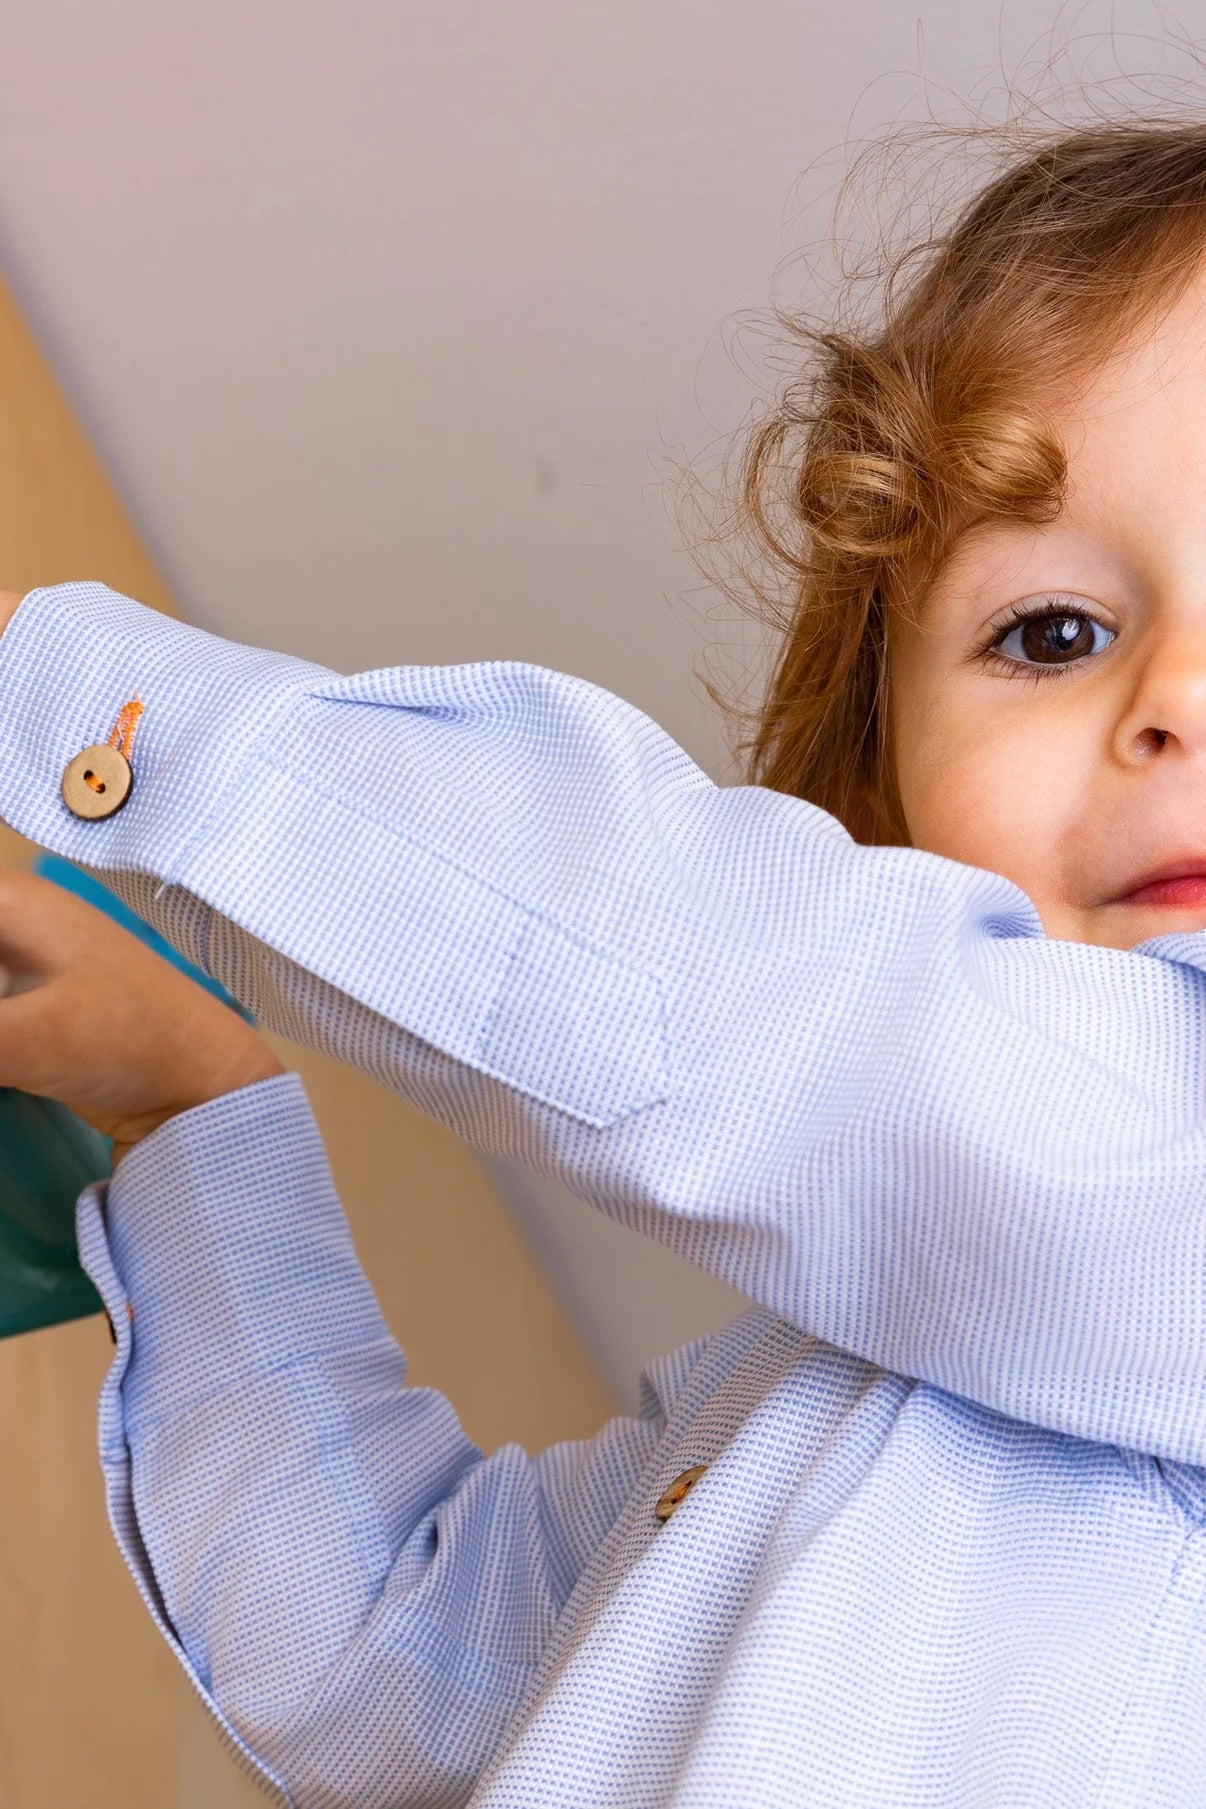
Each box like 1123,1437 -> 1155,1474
3,581 -> 1206,1805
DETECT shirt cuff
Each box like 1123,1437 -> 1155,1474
0,581 -> 331,889
76,1068 -> 390,1447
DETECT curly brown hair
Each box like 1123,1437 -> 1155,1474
691,109 -> 1206,845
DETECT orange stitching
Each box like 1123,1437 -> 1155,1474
107,697 -> 144,759
85,698 -> 143,791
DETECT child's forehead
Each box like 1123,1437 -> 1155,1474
1061,262 -> 1206,423
892,267 -> 1206,626
926,293 -> 1206,606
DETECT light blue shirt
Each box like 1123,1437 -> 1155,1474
4,581 -> 1206,1806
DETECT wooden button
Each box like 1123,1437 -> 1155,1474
61,744 -> 133,820
654,1464 -> 708,1522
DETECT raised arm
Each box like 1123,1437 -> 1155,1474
3,581 -> 1205,1461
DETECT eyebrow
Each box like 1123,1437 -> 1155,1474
940,516 -> 1133,596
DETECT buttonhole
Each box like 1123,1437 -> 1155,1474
84,770 -> 105,793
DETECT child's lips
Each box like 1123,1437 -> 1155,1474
1114,865 -> 1206,908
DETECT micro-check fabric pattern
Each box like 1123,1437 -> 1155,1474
4,582 -> 1206,1806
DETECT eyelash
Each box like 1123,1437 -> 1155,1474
978,599 -> 1117,682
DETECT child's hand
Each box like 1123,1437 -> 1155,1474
0,867 -> 284,1164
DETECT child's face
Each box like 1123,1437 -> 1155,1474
890,261 -> 1206,951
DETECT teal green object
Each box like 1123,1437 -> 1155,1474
0,855 -> 253,1339
0,1089 -> 111,1337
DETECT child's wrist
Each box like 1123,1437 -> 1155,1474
107,1048 -> 288,1167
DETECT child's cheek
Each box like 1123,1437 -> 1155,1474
895,709 -> 1092,919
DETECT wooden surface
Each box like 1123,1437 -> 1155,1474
0,273 -> 613,1806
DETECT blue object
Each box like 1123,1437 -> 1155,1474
0,853 -> 251,1339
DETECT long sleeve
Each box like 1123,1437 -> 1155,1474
5,581 -> 1206,1462
77,1071 -> 668,1807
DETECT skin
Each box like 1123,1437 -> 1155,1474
8,268 -> 1206,1156
0,664 -> 282,1164
0,862 -> 283,1164
892,261 -> 1206,951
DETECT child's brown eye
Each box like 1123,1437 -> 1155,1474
995,611 -> 1114,668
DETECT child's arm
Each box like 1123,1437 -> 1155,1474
2,581 -> 1205,1465
0,869 -> 648,1804
85,1076 -> 668,1808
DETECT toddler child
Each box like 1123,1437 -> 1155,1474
3,113 -> 1206,1808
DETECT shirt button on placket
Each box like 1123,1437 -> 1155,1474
655,1464 -> 708,1523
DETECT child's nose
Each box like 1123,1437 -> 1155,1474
1112,630 -> 1206,766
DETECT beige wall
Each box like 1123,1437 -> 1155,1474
0,275 -> 614,1807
